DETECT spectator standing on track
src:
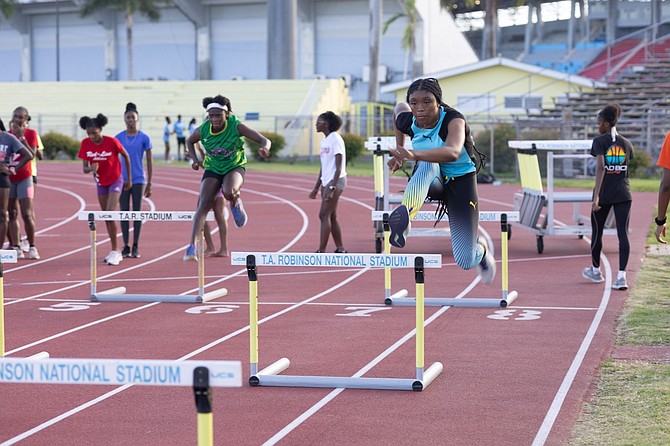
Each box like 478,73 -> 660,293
10,107 -> 43,256
0,118 -> 33,251
582,103 -> 634,290
184,118 -> 198,164
654,131 -> 670,244
174,114 -> 186,161
116,102 -> 153,259
78,113 -> 132,266
309,111 -> 347,253
163,116 -> 172,162
385,77 -> 496,284
8,107 -> 41,259
182,94 -> 270,261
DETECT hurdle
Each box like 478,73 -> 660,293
79,211 -> 228,303
1,249 -> 50,359
0,356 -> 241,446
372,211 -> 520,308
232,251 -> 444,391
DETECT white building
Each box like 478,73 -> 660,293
0,0 -> 478,103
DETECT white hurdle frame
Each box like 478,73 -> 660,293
372,211 -> 520,308
1,249 -> 49,359
80,211 -> 228,303
232,251 -> 444,391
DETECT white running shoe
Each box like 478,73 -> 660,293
14,246 -> 25,260
20,239 -> 30,253
104,250 -> 116,264
105,250 -> 123,266
28,246 -> 40,260
476,237 -> 496,285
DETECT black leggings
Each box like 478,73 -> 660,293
590,200 -> 631,271
120,183 -> 145,246
403,165 -> 482,270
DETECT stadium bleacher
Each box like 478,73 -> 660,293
0,78 -> 351,159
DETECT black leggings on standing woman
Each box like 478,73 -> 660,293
120,184 -> 145,247
589,200 -> 631,270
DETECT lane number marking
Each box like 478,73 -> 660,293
488,309 -> 542,321
336,306 -> 391,317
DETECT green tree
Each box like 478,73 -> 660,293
383,0 -> 418,79
79,0 -> 169,80
0,0 -> 16,19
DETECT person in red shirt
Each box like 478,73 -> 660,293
78,113 -> 131,266
0,118 -> 33,250
655,132 -> 670,243
8,108 -> 41,260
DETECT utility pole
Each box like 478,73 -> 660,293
368,0 -> 382,102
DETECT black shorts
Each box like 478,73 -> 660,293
0,173 -> 10,189
201,167 -> 246,186
177,137 -> 186,144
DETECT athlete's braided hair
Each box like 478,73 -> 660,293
406,77 -> 448,107
202,95 -> 232,113
79,113 -> 108,130
598,103 -> 621,126
318,111 -> 342,132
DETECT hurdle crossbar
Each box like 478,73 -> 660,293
0,357 -> 241,446
83,212 -> 227,303
379,212 -> 519,308
234,252 -> 443,391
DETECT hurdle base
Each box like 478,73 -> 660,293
388,293 -> 519,308
251,361 -> 443,391
384,289 -> 408,305
91,290 -> 227,304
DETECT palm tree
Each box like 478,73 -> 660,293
79,0 -> 169,80
0,0 -> 16,19
383,0 -> 419,79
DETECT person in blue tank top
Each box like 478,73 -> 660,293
116,102 -> 153,259
386,77 -> 496,284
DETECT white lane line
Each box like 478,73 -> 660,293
532,238 -> 613,445
0,268 -> 369,445
262,306 -> 450,446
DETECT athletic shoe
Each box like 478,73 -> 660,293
106,250 -> 123,266
231,199 -> 248,228
612,276 -> 628,290
334,247 -> 348,253
183,244 -> 198,262
582,267 -> 604,283
103,250 -> 115,264
388,205 -> 410,248
131,245 -> 141,258
476,237 -> 496,285
121,245 -> 131,258
20,238 -> 30,252
14,246 -> 25,260
28,247 -> 40,260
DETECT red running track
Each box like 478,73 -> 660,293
0,162 -> 656,445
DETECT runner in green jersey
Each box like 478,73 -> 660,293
183,95 -> 270,261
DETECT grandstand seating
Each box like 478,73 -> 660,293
0,78 -> 351,159
528,57 -> 670,157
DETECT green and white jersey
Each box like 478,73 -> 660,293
200,114 -> 247,175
